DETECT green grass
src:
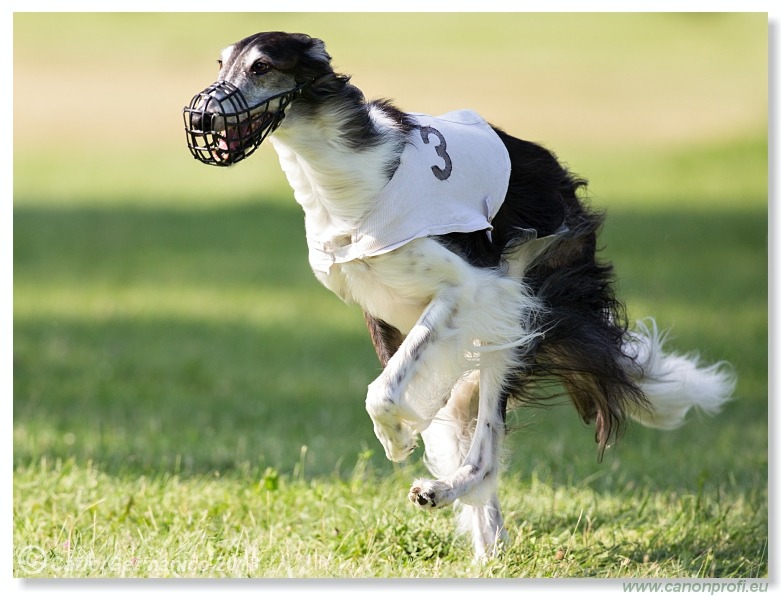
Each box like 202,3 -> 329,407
12,455 -> 766,578
12,13 -> 767,579
12,200 -> 768,579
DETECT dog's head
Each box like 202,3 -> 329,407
183,32 -> 332,166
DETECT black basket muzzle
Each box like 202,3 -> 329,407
183,79 -> 308,166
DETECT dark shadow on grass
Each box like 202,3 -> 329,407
13,202 -> 767,493
13,200 -> 315,289
14,315 -> 383,478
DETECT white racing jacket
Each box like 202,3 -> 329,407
306,109 -> 512,274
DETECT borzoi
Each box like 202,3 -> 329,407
183,31 -> 735,559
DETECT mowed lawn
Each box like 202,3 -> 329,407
12,13 -> 767,578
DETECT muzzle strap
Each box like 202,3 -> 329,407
183,79 -> 310,166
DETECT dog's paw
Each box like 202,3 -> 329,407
366,380 -> 418,462
408,478 -> 454,509
374,421 -> 417,462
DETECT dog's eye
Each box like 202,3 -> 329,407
251,60 -> 271,76
217,59 -> 223,70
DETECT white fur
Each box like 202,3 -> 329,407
219,44 -> 235,68
270,121 -> 402,238
624,319 -> 736,429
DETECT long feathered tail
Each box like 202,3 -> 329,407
622,319 -> 736,429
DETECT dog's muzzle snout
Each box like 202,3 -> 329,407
188,110 -> 215,133
183,79 -> 310,167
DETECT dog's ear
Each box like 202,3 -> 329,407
296,34 -> 330,65
278,33 -> 348,100
287,33 -> 332,81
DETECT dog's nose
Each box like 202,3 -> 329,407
190,111 -> 215,132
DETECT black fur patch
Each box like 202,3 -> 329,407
364,313 -> 405,368
436,129 -> 649,457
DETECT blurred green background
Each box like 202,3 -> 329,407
13,13 -> 767,488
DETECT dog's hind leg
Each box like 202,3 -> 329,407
420,370 -> 480,480
409,345 -> 517,561
409,347 -> 512,507
456,495 -> 508,560
421,369 -> 510,558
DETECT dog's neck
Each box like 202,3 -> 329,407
269,91 -> 406,238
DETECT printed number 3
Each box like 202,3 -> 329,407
418,126 -> 453,181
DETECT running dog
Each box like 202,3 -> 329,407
183,32 -> 735,559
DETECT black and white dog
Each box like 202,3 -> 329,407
184,32 -> 735,559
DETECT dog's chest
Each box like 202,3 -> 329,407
311,238 -> 455,335
313,259 -> 426,335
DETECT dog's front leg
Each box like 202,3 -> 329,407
365,289 -> 459,462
